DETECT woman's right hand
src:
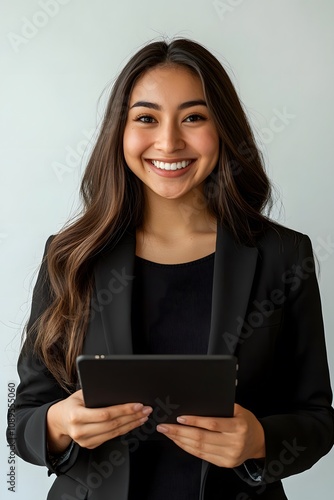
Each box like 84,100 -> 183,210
46,389 -> 153,454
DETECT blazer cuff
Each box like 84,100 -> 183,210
48,441 -> 75,471
233,459 -> 265,486
15,399 -> 79,476
20,401 -> 61,473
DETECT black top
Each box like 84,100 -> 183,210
128,252 -> 215,500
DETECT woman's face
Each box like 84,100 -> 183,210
123,65 -> 220,201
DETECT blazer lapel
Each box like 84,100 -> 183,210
207,224 -> 259,356
84,229 -> 136,355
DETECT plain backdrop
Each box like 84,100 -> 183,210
1,0 -> 333,498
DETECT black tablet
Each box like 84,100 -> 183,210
77,354 -> 237,423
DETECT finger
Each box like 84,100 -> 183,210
67,406 -> 152,443
170,437 -> 240,468
72,414 -> 150,449
74,410 -> 148,437
157,424 -> 230,449
176,404 -> 247,427
68,402 -> 152,426
174,415 -> 240,434
163,424 -> 247,467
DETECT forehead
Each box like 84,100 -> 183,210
129,65 -> 204,104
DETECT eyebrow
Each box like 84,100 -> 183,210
129,99 -> 207,110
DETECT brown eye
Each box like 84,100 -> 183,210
184,114 -> 206,122
135,115 -> 156,123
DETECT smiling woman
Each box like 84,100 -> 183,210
123,64 -> 220,263
8,38 -> 334,500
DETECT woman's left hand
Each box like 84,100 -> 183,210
156,403 -> 265,468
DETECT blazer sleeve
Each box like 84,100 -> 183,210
256,234 -> 334,484
7,237 -> 80,475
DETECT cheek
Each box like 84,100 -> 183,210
123,128 -> 149,158
196,131 -> 219,158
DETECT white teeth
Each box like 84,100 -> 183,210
151,160 -> 192,170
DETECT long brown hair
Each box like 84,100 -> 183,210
32,38 -> 273,391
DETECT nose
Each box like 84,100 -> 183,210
154,120 -> 185,153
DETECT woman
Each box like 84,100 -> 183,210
8,38 -> 334,499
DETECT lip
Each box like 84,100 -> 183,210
145,159 -> 195,177
146,158 -> 196,163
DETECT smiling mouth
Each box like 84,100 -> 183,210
148,159 -> 194,171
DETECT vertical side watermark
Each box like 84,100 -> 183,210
6,381 -> 17,493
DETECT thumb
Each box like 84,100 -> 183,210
233,403 -> 246,417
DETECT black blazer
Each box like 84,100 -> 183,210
10,222 -> 334,500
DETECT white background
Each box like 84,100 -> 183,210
1,0 -> 333,498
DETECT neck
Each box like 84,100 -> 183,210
139,186 -> 217,241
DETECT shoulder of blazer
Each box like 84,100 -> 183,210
256,220 -> 307,255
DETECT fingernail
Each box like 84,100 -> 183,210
133,403 -> 143,412
142,406 -> 153,415
139,416 -> 148,424
177,417 -> 186,423
156,425 -> 168,433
